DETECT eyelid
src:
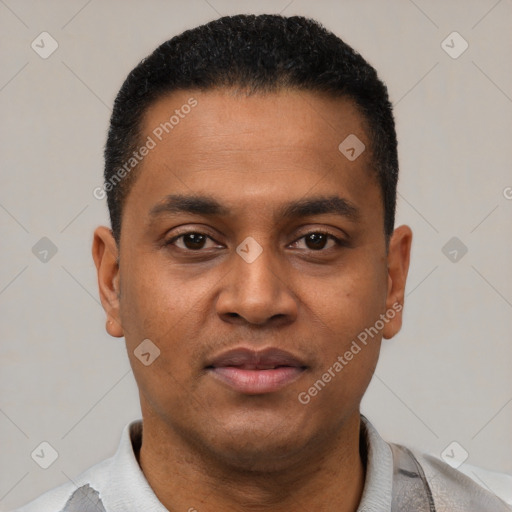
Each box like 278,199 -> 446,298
291,226 -> 345,240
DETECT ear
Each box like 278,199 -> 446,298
382,225 -> 412,339
92,226 -> 124,338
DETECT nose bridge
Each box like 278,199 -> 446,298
216,234 -> 297,325
236,235 -> 279,294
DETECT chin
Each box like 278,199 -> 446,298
212,441 -> 307,474
200,416 -> 316,473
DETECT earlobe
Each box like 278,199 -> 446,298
382,225 -> 413,340
92,226 -> 124,338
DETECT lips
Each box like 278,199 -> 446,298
205,347 -> 308,394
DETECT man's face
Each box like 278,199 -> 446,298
94,88 -> 410,470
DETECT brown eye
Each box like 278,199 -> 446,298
166,232 -> 219,251
304,233 -> 329,250
181,233 -> 207,250
291,232 -> 341,251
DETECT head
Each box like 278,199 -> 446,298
104,14 -> 399,246
93,14 -> 411,471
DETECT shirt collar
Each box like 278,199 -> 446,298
99,420 -> 168,511
357,414 -> 393,511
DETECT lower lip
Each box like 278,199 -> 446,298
208,366 -> 305,394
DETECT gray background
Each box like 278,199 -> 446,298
1,0 -> 511,509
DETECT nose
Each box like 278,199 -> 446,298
215,238 -> 298,327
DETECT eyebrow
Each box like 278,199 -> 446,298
148,193 -> 360,223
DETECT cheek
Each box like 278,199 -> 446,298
308,258 -> 388,342
119,266 -> 197,416
299,275 -> 384,413
119,257 -> 192,338
118,257 -> 212,386
298,254 -> 387,398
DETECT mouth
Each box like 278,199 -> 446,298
205,347 -> 308,395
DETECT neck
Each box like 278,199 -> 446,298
138,410 -> 366,512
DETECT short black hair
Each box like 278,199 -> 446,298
104,14 -> 398,246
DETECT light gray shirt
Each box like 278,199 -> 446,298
12,415 -> 511,511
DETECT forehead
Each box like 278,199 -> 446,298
142,88 -> 369,161
123,88 -> 379,227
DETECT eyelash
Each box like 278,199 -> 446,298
164,229 -> 346,252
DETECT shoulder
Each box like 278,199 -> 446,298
9,455 -> 113,512
10,420 -> 144,512
406,445 -> 512,512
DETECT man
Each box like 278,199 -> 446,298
14,13 -> 511,512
